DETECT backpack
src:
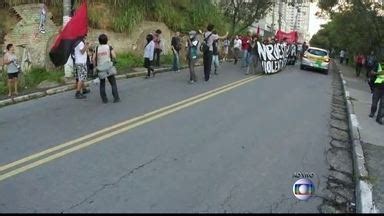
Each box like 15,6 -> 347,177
95,45 -> 114,67
200,33 -> 213,54
95,45 -> 117,79
188,40 -> 199,60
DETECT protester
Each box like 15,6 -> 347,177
345,49 -> 350,64
144,34 -> 155,79
369,61 -> 384,125
212,31 -> 220,75
339,49 -> 345,64
39,4 -> 47,34
222,37 -> 230,62
233,35 -> 242,65
93,34 -> 120,104
171,31 -> 181,72
246,35 -> 259,75
241,31 -> 252,68
366,51 -> 377,77
3,44 -> 20,97
186,30 -> 199,84
202,24 -> 228,82
72,36 -> 90,99
301,41 -> 308,59
355,53 -> 365,77
153,29 -> 162,67
87,47 -> 95,78
366,51 -> 378,93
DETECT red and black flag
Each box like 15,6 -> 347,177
49,0 -> 88,67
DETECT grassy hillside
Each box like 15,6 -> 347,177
2,0 -> 229,34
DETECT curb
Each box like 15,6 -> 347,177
336,63 -> 378,213
0,65 -> 195,108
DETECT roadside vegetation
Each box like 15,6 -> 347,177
311,0 -> 384,61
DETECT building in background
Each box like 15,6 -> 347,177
250,0 -> 310,42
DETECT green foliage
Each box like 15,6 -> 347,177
0,67 -> 64,95
0,69 -> 7,94
115,53 -> 143,72
160,53 -> 174,66
23,67 -> 64,88
311,0 -> 384,60
2,0 -> 230,35
219,0 -> 274,35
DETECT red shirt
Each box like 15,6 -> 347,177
357,55 -> 365,64
241,36 -> 250,50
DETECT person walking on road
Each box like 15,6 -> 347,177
300,41 -> 308,60
345,49 -> 350,65
212,31 -> 220,75
94,34 -> 120,104
153,29 -> 162,67
171,31 -> 181,73
339,49 -> 345,64
233,35 -> 242,65
144,34 -> 155,79
3,44 -> 20,98
73,38 -> 89,99
366,51 -> 378,93
246,35 -> 259,75
369,62 -> 384,125
202,24 -> 228,82
186,30 -> 199,84
222,37 -> 230,62
355,53 -> 365,77
241,31 -> 252,68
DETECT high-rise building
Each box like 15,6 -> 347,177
251,0 -> 310,41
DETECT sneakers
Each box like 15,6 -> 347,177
113,98 -> 121,103
369,113 -> 375,118
189,80 -> 195,84
376,118 -> 383,125
82,89 -> 91,94
75,92 -> 86,99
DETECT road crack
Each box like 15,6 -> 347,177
62,155 -> 162,213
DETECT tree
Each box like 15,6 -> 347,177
219,0 -> 273,35
312,0 -> 384,59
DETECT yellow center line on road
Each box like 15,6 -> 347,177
0,75 -> 262,182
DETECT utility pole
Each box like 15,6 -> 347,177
63,0 -> 72,27
63,0 -> 73,78
278,0 -> 283,31
271,1 -> 276,33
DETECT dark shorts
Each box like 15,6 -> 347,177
144,58 -> 152,68
8,72 -> 19,79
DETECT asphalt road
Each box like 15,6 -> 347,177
0,63 -> 333,213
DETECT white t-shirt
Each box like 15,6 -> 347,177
74,41 -> 87,64
144,41 -> 155,61
234,39 -> 242,49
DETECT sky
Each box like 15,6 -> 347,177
308,2 -> 329,38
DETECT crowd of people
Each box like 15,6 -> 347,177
2,14 -> 301,104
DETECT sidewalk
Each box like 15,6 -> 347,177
337,62 -> 383,212
0,64 -> 194,108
